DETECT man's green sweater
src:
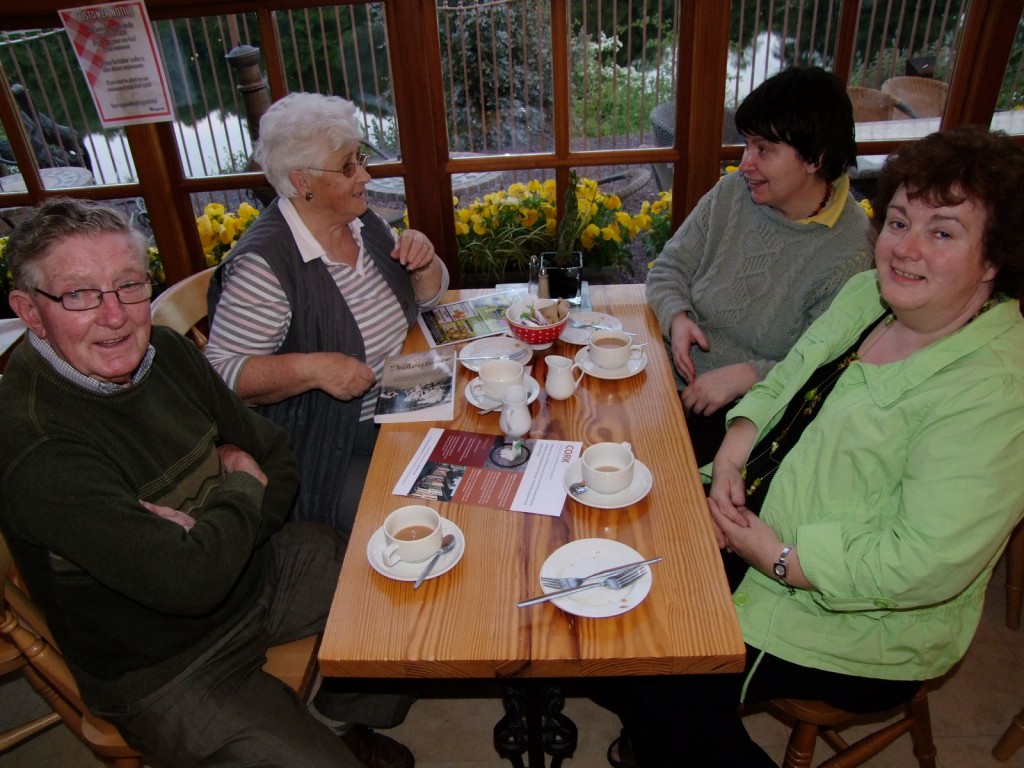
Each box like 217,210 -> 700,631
0,327 -> 299,707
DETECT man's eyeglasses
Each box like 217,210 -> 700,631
35,281 -> 156,311
308,153 -> 371,178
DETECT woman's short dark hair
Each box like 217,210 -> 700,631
735,66 -> 857,182
872,125 -> 1024,299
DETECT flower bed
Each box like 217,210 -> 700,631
454,176 -> 652,285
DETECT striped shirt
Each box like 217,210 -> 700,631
205,198 -> 447,421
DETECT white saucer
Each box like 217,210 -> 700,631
465,375 -> 540,409
366,518 -> 465,582
559,312 -> 622,345
459,336 -> 533,372
561,458 -> 653,510
539,538 -> 653,618
574,348 -> 648,380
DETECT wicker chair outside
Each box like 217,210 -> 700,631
881,77 -> 949,119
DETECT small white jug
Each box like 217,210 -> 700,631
499,384 -> 532,440
545,355 -> 584,400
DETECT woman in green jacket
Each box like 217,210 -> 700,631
605,126 -> 1024,766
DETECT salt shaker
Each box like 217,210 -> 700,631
499,384 -> 532,442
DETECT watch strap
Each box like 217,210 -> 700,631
773,544 -> 793,586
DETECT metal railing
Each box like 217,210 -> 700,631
1,0 -> 1022,284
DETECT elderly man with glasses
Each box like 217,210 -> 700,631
0,197 -> 415,768
205,92 -> 449,538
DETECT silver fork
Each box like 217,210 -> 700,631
540,555 -> 663,589
566,317 -> 635,334
517,566 -> 647,608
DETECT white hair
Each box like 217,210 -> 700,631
254,92 -> 364,199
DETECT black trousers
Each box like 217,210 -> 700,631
591,645 -> 920,767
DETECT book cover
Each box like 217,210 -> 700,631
373,348 -> 457,424
392,428 -> 582,516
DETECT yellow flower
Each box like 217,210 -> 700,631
519,208 -> 540,227
858,198 -> 874,219
600,224 -> 622,243
204,202 -> 225,220
196,214 -> 215,249
455,221 -> 470,236
580,223 -> 601,250
603,194 -> 622,210
219,216 -> 238,245
237,202 -> 260,223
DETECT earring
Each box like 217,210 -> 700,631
304,191 -> 313,201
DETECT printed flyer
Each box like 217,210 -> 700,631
393,428 -> 582,516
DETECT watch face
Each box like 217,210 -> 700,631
774,563 -> 786,578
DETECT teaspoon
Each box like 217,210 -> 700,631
413,533 -> 457,589
569,481 -> 588,496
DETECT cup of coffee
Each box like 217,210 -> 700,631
588,330 -> 644,370
581,441 -> 635,494
381,505 -> 443,566
471,359 -> 524,402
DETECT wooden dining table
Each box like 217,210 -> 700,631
319,283 -> 744,766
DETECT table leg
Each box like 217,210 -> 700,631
493,683 -> 577,768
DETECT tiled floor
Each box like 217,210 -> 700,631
4,560 -> 1024,767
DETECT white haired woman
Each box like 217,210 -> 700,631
206,92 -> 449,535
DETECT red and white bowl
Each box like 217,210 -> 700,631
506,299 -> 569,349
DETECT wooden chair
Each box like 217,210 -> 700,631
1004,519 -> 1024,630
881,77 -> 949,119
769,684 -> 936,768
993,521 -> 1024,761
150,266 -> 217,350
0,634 -> 61,753
0,530 -> 319,766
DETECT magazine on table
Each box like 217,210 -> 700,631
373,348 -> 457,424
392,427 -> 582,516
416,289 -> 526,347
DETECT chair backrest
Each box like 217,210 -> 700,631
847,86 -> 902,123
881,77 -> 949,119
0,529 -> 145,765
150,266 -> 216,349
0,528 -> 318,765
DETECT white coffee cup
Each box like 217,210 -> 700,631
381,505 -> 443,566
587,330 -> 644,370
581,441 -> 635,494
471,359 -> 524,402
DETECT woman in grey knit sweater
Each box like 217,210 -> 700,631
646,67 -> 874,466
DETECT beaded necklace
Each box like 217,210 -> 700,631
806,181 -> 833,219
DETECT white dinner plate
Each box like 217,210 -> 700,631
458,336 -> 533,372
574,348 -> 648,380
559,312 -> 623,345
366,518 -> 465,582
561,458 -> 653,510
464,375 -> 540,410
539,538 -> 653,618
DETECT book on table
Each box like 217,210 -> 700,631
392,427 -> 582,516
373,348 -> 457,424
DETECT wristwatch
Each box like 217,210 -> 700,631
773,545 -> 793,587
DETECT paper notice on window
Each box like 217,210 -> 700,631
60,2 -> 173,127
